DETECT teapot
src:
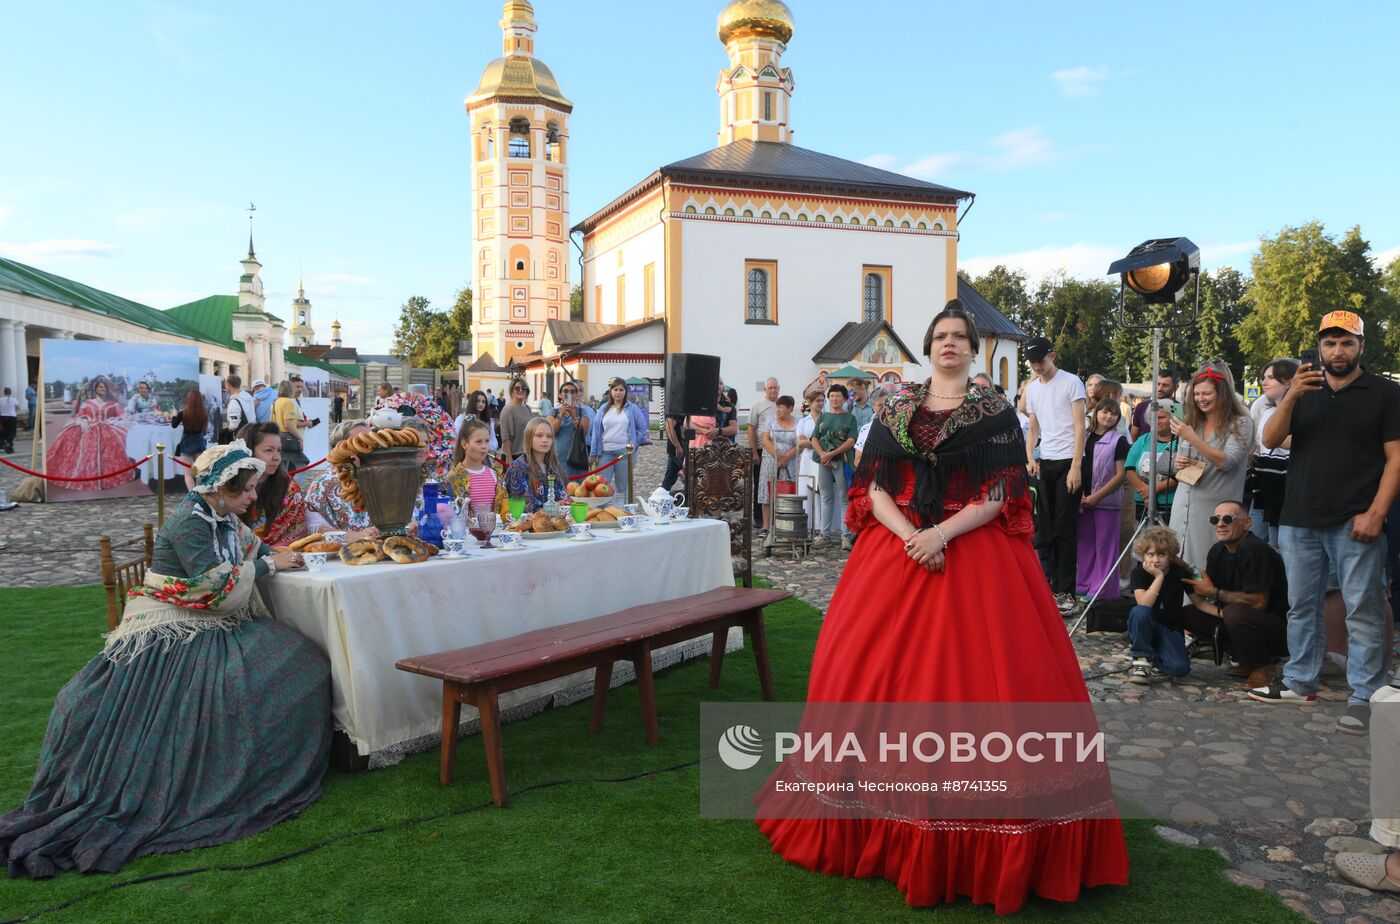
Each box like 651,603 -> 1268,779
645,486 -> 685,521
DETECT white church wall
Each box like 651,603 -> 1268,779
583,220 -> 665,326
677,220 -> 946,407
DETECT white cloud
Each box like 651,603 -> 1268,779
860,126 -> 1059,181
961,243 -> 1125,284
0,239 -> 120,262
1051,65 -> 1113,97
1374,244 -> 1400,268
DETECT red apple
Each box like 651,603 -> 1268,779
583,474 -> 602,491
593,482 -> 613,497
565,481 -> 580,496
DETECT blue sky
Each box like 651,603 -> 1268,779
2,1 -> 1397,353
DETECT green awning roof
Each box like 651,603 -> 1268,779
624,376 -> 650,385
826,364 -> 876,379
0,256 -> 224,346
165,295 -> 244,350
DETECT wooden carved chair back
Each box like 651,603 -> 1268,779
100,523 -> 155,631
684,439 -> 753,587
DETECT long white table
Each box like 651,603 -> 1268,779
263,519 -> 736,765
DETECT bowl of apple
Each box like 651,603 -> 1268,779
566,473 -> 619,507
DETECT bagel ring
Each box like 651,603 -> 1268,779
383,535 -> 431,564
339,539 -> 383,566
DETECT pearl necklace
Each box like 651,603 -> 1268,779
929,382 -> 971,400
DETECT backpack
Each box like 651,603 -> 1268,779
1082,594 -> 1134,633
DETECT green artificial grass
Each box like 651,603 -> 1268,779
0,585 -> 1303,923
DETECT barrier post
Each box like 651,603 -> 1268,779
626,443 -> 634,505
156,443 -> 166,528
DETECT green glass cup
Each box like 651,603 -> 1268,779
508,497 -> 526,520
571,501 -> 588,524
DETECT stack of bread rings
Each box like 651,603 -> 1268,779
336,535 -> 439,566
327,427 -> 426,512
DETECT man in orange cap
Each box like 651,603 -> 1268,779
1250,310 -> 1400,735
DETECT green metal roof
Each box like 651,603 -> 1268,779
825,364 -> 876,379
166,295 -> 245,350
0,256 -> 223,345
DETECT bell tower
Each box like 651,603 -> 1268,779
465,0 -> 573,373
289,271 -> 315,346
716,0 -> 796,145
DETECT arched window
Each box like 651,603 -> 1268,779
685,205 -> 698,214
761,210 -> 772,219
508,118 -> 530,158
917,221 -> 928,230
796,212 -> 808,221
999,356 -> 1010,389
743,209 -> 754,218
900,220 -> 911,229
545,122 -> 561,162
779,211 -> 791,220
704,206 -> 717,215
747,268 -> 769,321
867,217 -> 877,226
863,273 -> 884,322
724,207 -> 736,216
483,128 -> 495,160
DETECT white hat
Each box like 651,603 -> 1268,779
252,379 -> 266,388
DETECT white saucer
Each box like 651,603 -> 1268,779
565,534 -> 595,542
616,526 -> 639,533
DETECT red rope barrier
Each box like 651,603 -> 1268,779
565,451 -> 628,481
0,454 -> 153,482
291,458 -> 327,475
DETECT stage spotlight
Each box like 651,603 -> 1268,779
1108,237 -> 1201,306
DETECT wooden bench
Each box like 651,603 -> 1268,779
395,585 -> 790,806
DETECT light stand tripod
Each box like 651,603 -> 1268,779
1068,239 -> 1201,636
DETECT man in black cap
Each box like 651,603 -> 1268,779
1023,337 -> 1087,613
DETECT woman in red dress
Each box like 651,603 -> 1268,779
757,303 -> 1128,913
46,376 -> 132,491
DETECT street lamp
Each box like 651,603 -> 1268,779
1070,238 -> 1201,637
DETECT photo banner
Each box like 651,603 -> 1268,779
41,340 -> 199,502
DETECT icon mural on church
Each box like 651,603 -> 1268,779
41,340 -> 199,502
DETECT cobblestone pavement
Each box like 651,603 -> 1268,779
3,433 -> 1396,921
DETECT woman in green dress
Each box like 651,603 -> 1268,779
1,441 -> 332,878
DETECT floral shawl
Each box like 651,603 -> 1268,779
445,455 -> 510,518
104,504 -> 268,663
247,479 -> 308,546
854,381 -> 1028,525
303,469 -> 372,532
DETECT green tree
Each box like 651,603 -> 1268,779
391,294 -> 470,371
1030,273 -> 1118,378
1193,267 -> 1249,384
569,285 -> 584,321
965,265 -> 1034,381
1236,221 -> 1357,371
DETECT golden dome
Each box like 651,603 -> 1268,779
717,0 -> 794,45
469,56 -> 572,111
500,0 -> 534,25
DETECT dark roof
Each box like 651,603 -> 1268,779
812,320 -> 918,364
545,320 -> 621,347
662,141 -> 972,201
356,353 -> 403,366
956,277 -> 1029,341
575,140 -> 972,233
559,317 -> 663,356
467,351 -> 507,373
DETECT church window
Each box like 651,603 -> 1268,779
862,266 -> 891,322
883,219 -> 895,228
761,210 -> 772,219
796,212 -> 808,221
917,221 -> 928,230
744,260 -> 777,323
644,263 -> 656,315
761,66 -> 779,78
779,211 -> 790,220
867,217 -> 877,226
516,260 -> 525,271
724,207 -> 736,217
833,216 -> 843,224
932,219 -> 946,231
685,205 -> 698,214
508,118 -> 531,158
900,220 -> 911,229
616,274 -> 626,323
484,129 -> 495,160
999,356 -> 1010,389
704,206 -> 717,215
763,91 -> 773,121
743,209 -> 754,218
814,214 -> 826,222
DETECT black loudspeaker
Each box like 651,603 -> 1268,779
665,353 -> 720,416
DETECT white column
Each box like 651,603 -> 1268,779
0,320 -> 16,396
13,321 -> 29,396
270,340 -> 285,385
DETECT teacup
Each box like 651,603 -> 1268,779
442,537 -> 468,558
568,522 -> 593,540
673,506 -> 689,520
323,531 -> 347,545
304,552 -> 326,572
617,515 -> 637,531
622,504 -> 641,517
497,531 -> 522,550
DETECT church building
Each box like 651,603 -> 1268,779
465,0 -> 1026,402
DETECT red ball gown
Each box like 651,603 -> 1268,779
757,402 -> 1128,914
46,398 -> 131,491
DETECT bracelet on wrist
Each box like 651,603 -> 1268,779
930,523 -> 951,549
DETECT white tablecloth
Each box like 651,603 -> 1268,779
263,519 -> 736,761
124,421 -> 182,481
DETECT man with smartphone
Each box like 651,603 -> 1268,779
1249,311 -> 1400,735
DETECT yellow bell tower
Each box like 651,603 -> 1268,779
466,0 -> 573,371
715,0 -> 796,145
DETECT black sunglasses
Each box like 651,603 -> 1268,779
1208,515 -> 1240,525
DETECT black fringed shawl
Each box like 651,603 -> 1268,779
853,382 -> 1029,525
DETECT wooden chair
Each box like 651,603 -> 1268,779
100,524 -> 156,631
685,438 -> 754,587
